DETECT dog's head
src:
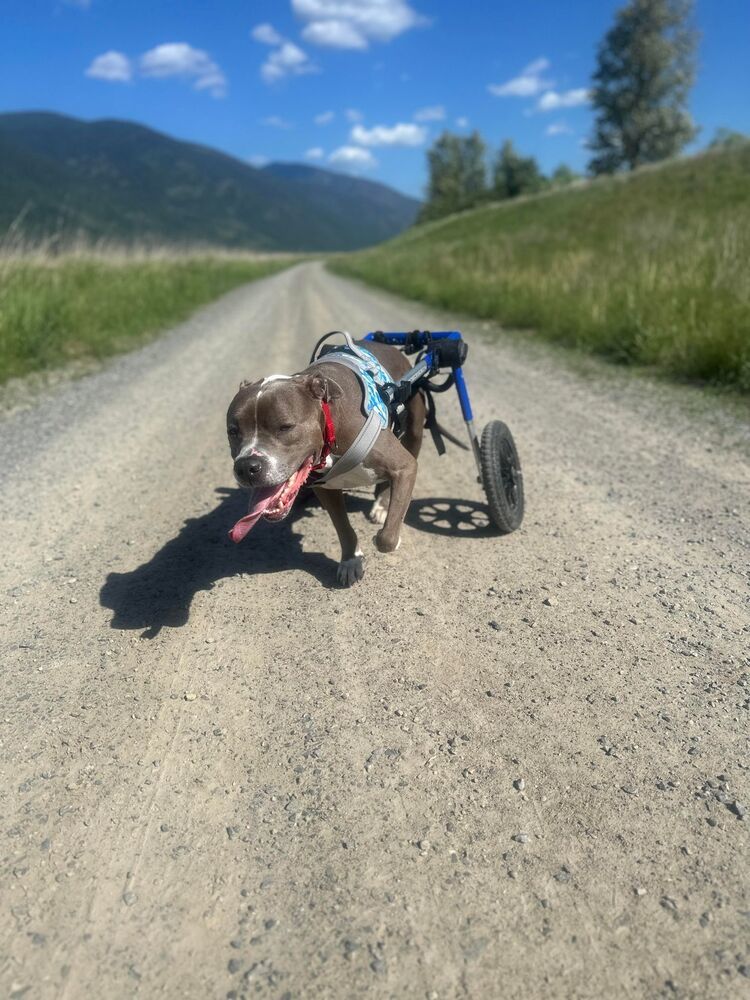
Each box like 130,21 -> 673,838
227,372 -> 342,492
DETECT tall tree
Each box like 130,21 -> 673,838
421,131 -> 487,221
551,163 -> 581,187
588,0 -> 697,175
493,140 -> 544,199
460,130 -> 489,204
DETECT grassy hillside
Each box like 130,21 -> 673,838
0,249 -> 293,384
332,145 -> 750,392
0,112 -> 420,252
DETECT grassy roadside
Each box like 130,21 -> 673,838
330,145 -> 750,393
0,250 -> 295,384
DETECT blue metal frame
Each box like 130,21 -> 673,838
363,330 -> 480,472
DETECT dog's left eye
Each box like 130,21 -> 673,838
227,425 -> 239,437
278,423 -> 295,433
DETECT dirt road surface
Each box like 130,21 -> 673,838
1,262 -> 748,1000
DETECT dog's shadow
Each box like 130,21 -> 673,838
99,487 -> 336,638
100,490 -> 495,638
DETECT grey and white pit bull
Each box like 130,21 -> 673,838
226,340 -> 425,586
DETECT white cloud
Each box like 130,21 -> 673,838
314,110 -> 335,125
345,108 -> 363,122
261,115 -> 293,129
251,23 -> 284,46
140,43 -> 227,97
488,57 -> 552,98
537,88 -> 590,111
248,155 -> 270,167
306,147 -> 325,159
329,145 -> 377,169
455,116 -> 469,128
293,0 -> 425,50
351,122 -> 427,147
413,104 -> 445,122
303,19 -> 368,49
86,51 -> 132,83
252,26 -> 316,83
546,121 -> 573,136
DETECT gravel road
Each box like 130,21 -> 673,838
1,262 -> 748,1000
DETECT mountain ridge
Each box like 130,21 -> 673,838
0,111 -> 420,251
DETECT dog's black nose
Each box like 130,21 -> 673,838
234,455 -> 263,484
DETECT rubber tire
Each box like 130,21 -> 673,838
480,421 -> 524,534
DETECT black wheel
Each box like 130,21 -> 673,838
480,421 -> 524,533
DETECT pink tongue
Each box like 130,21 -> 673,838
228,482 -> 286,543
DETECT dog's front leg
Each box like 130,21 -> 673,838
313,487 -> 364,587
373,444 -> 418,554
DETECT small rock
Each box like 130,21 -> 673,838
122,891 -> 137,906
512,833 -> 530,844
418,839 -> 431,851
738,964 -> 749,978
634,887 -> 647,897
227,958 -> 241,974
230,939 -> 243,949
660,896 -> 678,915
184,692 -> 197,702
542,596 -> 558,607
488,620 -> 501,631
514,778 -> 525,792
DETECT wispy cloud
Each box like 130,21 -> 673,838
248,154 -> 270,167
351,122 -> 427,147
306,147 -> 325,159
537,88 -> 590,111
329,145 -> 377,170
455,116 -> 469,128
345,108 -> 363,123
86,51 -> 132,83
251,22 -> 316,83
261,116 -> 293,129
488,58 -> 552,98
293,0 -> 426,50
314,110 -> 335,125
546,121 -> 573,136
251,23 -> 284,46
413,105 -> 445,122
140,43 -> 227,97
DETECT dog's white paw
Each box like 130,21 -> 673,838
368,495 -> 388,525
337,551 -> 365,587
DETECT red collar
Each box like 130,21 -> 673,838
311,400 -> 336,471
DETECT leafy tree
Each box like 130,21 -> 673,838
492,140 -> 544,199
421,130 -> 487,221
551,164 -> 581,187
708,127 -> 748,150
589,0 -> 697,174
460,131 -> 489,204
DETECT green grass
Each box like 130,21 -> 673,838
0,251 -> 294,384
331,145 -> 750,393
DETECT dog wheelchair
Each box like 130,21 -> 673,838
364,330 -> 524,534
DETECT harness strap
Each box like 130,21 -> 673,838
307,352 -> 386,484
315,409 -> 382,484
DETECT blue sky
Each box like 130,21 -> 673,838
2,0 -> 749,198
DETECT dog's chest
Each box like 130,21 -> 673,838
317,463 -> 384,491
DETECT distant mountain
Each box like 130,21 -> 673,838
0,112 -> 420,251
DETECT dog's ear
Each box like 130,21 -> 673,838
306,372 -> 343,402
239,378 -> 253,390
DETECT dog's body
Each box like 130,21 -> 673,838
227,340 -> 425,585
